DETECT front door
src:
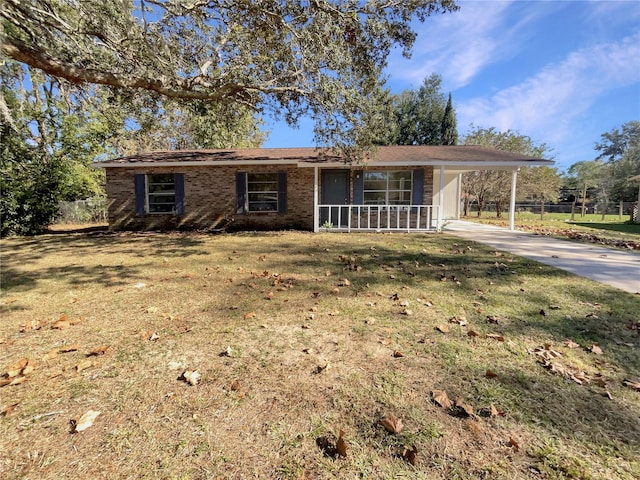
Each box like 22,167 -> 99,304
321,170 -> 350,227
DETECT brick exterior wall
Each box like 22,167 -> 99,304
105,164 -> 434,231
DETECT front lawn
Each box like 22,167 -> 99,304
1,231 -> 638,479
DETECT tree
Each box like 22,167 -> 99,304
595,121 -> 640,202
384,73 -> 452,145
0,61 -> 265,235
461,126 -> 556,217
440,93 -> 457,145
565,160 -> 608,217
2,0 -> 459,153
518,166 -> 561,219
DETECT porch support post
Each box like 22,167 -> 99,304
437,166 -> 444,231
509,168 -> 518,231
313,166 -> 319,232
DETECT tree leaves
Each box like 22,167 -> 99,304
432,390 -> 452,409
180,370 -> 201,386
380,413 -> 403,434
72,409 -> 100,433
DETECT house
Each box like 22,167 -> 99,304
98,145 -> 553,232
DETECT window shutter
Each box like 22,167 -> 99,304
277,171 -> 287,215
412,168 -> 424,205
236,172 -> 246,214
174,173 -> 185,216
134,174 -> 146,216
353,170 -> 364,205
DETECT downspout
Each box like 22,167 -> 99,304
509,168 -> 518,231
437,166 -> 444,231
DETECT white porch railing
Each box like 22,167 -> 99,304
317,204 -> 440,232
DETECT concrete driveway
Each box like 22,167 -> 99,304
444,220 -> 640,294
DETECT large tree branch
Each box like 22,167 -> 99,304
2,39 -> 310,104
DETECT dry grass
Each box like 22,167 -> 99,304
1,230 -> 639,479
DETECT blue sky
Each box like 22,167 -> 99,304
263,0 -> 640,171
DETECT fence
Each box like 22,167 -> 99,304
55,196 -> 108,224
468,202 -> 637,218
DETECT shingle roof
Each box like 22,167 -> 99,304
97,145 -> 553,167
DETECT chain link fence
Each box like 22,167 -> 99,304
54,196 -> 108,224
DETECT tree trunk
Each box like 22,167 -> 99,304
540,199 -> 545,220
581,182 -> 587,217
570,198 -> 576,221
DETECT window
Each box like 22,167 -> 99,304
147,174 -> 176,213
247,173 -> 279,212
363,171 -> 412,205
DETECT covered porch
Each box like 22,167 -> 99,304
309,165 -> 521,233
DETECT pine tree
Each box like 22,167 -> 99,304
440,93 -> 458,145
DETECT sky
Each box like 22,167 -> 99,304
263,0 -> 640,172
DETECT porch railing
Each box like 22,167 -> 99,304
317,204 -> 439,232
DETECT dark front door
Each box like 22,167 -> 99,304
321,170 -> 350,227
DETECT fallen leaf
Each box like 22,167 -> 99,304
435,325 -> 449,333
51,315 -> 70,329
401,445 -> 418,466
181,370 -> 201,386
563,340 -> 580,349
539,309 -> 546,317
623,379 -> 640,391
508,437 -> 520,452
485,370 -> 498,378
1,401 -> 21,416
87,345 -> 110,357
73,409 -> 100,432
59,344 -> 80,353
590,344 -> 604,355
380,413 -> 403,434
393,350 -> 404,358
4,358 -> 29,378
400,308 -> 413,316
432,389 -> 452,409
490,404 -> 499,417
486,315 -> 499,324
42,349 -> 59,361
336,430 -> 348,458
455,398 -> 475,417
244,312 -> 256,320
486,333 -> 505,342
230,379 -> 241,391
467,330 -> 479,337
76,359 -> 94,372
315,362 -> 330,374
20,320 -> 42,332
339,278 -> 351,287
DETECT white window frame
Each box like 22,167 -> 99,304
146,174 -> 176,214
246,172 -> 279,212
363,170 -> 413,205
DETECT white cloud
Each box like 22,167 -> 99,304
457,32 -> 640,144
388,0 -> 557,89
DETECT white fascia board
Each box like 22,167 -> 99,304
296,160 -> 553,168
95,159 -> 298,168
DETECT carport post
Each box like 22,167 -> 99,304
509,169 -> 518,231
437,166 -> 444,231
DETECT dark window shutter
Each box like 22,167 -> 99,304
277,171 -> 287,215
412,168 -> 424,211
134,174 -> 146,216
174,173 -> 185,216
236,172 -> 246,214
353,170 -> 364,205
